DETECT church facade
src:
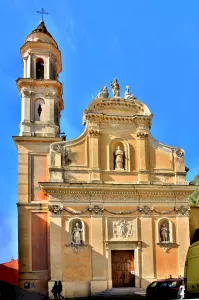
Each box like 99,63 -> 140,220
13,21 -> 195,298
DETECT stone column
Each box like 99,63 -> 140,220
140,214 -> 155,288
21,89 -> 31,122
27,53 -> 32,78
90,214 -> 107,294
44,92 -> 55,123
49,205 -> 63,281
89,129 -> 100,181
135,117 -> 151,183
48,56 -> 51,79
176,207 -> 190,276
23,58 -> 27,78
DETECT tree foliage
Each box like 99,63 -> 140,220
188,173 -> 199,205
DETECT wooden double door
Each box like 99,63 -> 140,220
111,250 -> 135,287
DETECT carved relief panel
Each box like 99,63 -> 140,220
107,218 -> 138,241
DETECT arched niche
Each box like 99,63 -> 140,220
157,218 -> 174,243
108,138 -> 130,171
33,98 -> 45,121
36,57 -> 44,79
66,218 -> 85,244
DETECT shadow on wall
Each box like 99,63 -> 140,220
0,281 -> 47,300
18,207 -> 49,295
191,228 -> 199,244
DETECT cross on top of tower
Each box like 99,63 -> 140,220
36,8 -> 49,22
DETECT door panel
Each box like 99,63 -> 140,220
111,250 -> 135,287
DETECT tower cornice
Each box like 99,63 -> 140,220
16,78 -> 64,111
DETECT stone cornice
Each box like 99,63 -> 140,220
12,136 -> 62,148
83,113 -> 152,125
16,78 -> 64,111
39,181 -> 195,195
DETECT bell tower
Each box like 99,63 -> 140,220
16,20 -> 64,137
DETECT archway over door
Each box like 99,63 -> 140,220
111,250 -> 135,287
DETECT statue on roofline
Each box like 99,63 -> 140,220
110,79 -> 120,97
125,85 -> 136,100
97,86 -> 109,98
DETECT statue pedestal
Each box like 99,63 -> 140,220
115,168 -> 124,171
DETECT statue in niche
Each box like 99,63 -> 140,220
160,223 -> 169,242
97,86 -> 109,98
115,146 -> 124,169
71,222 -> 83,244
110,79 -> 120,97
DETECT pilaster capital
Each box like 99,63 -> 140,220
44,90 -> 57,98
21,88 -> 34,97
89,129 -> 100,137
134,116 -> 151,139
136,131 -> 148,138
175,206 -> 190,216
48,204 -> 63,216
138,205 -> 153,215
88,205 -> 104,215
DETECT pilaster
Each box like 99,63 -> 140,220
27,53 -> 32,78
89,128 -> 100,181
135,117 -> 151,183
177,213 -> 190,276
140,216 -> 155,287
90,216 -> 107,294
49,205 -> 63,281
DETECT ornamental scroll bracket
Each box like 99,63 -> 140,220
174,148 -> 185,158
51,143 -> 73,167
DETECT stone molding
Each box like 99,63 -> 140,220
53,205 -> 190,216
46,189 -> 191,199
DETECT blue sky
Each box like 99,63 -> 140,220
0,0 -> 199,263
